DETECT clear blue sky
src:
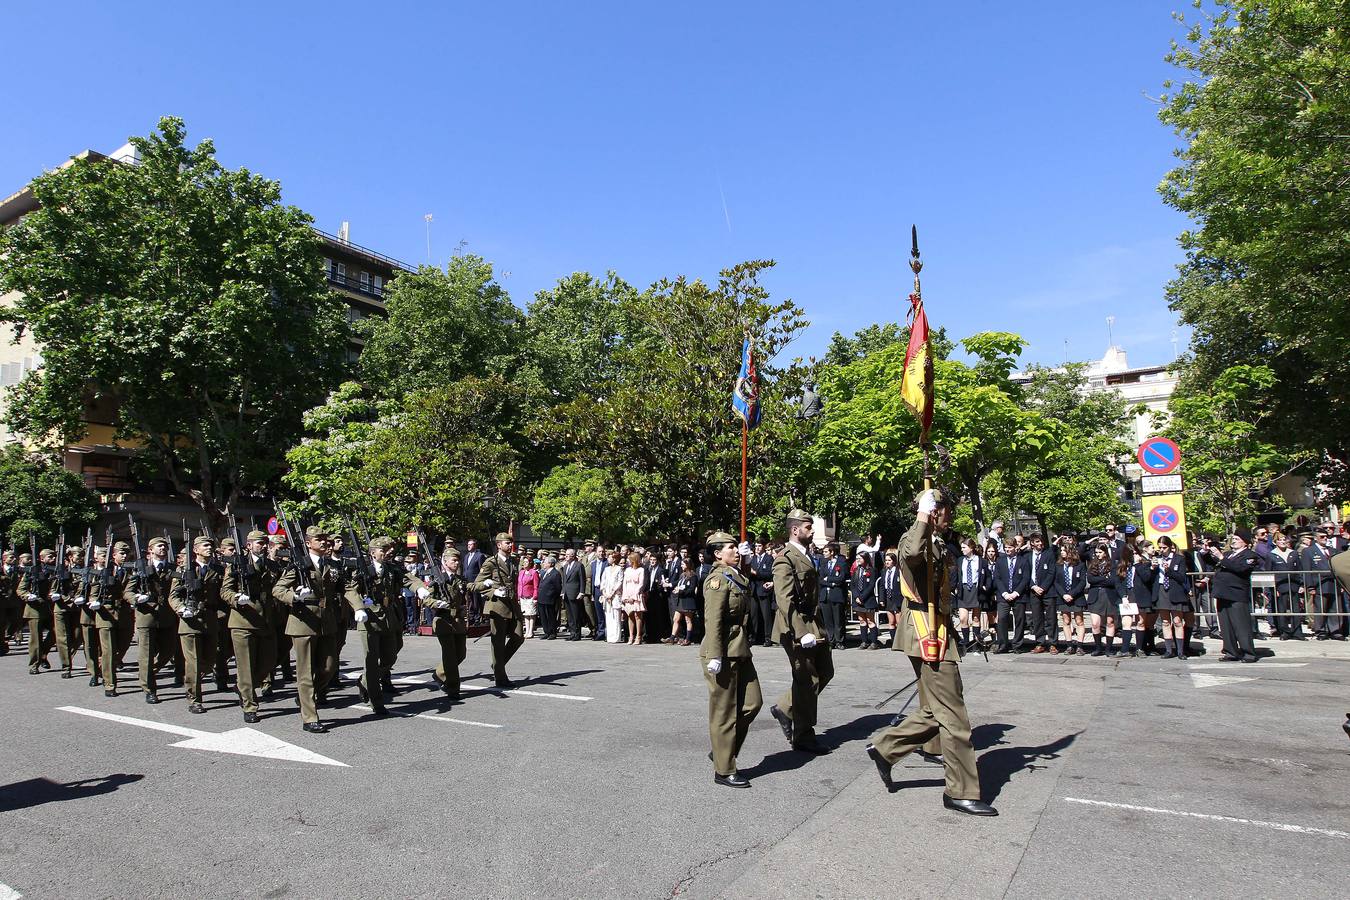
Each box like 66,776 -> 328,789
1,1 -> 1193,369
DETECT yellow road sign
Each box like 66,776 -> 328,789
1143,493 -> 1189,549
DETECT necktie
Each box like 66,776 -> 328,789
1126,567 -> 1134,589
1063,565 -> 1070,584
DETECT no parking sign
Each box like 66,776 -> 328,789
1142,493 -> 1189,549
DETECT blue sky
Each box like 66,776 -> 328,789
0,1 -> 1193,369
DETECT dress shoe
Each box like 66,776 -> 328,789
1219,654 -> 1239,662
88,675 -> 100,686
243,711 -> 260,723
1048,646 -> 1059,655
358,682 -> 370,702
188,702 -> 206,714
713,772 -> 750,789
943,795 -> 998,816
145,693 -> 159,704
793,739 -> 830,755
381,678 -> 397,695
1241,655 -> 1259,663
495,678 -> 515,689
303,721 -> 328,734
28,665 -> 39,675
104,689 -> 116,698
172,676 -> 184,688
865,744 -> 893,790
445,691 -> 460,701
916,749 -> 945,765
371,704 -> 389,716
60,670 -> 74,678
39,659 -> 51,669
769,705 -> 794,746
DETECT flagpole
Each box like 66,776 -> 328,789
740,419 -> 749,543
910,224 -> 931,491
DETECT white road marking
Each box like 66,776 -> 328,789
1064,798 -> 1350,839
0,883 -> 22,899
463,687 -> 593,701
1188,662 -> 1306,670
1189,673 -> 1256,688
57,706 -> 349,767
351,704 -> 502,729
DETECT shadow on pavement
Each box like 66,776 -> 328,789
0,774 -> 145,813
742,713 -> 896,779
977,727 -> 1081,801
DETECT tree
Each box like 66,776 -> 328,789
358,257 -> 522,399
529,463 -> 628,542
0,117 -> 348,524
1160,364 -> 1306,533
518,272 -> 637,405
0,446 -> 99,545
1158,0 -> 1350,494
531,260 -> 812,539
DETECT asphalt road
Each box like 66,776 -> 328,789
1,630 -> 1347,899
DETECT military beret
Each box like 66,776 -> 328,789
148,536 -> 168,549
246,529 -> 268,543
706,531 -> 736,547
218,537 -> 237,550
193,536 -> 214,549
786,508 -> 813,523
494,532 -> 513,544
304,525 -> 329,540
443,546 -> 462,560
112,541 -> 131,553
269,534 -> 286,544
369,536 -> 395,552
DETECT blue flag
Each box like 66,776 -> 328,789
732,338 -> 761,428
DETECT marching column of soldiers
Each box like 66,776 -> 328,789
0,519 -> 477,736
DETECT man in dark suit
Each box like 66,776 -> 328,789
559,548 -> 586,641
1301,530 -> 1343,640
1024,533 -> 1057,653
992,543 -> 1029,653
749,541 -> 775,647
642,551 -> 666,643
587,547 -> 608,641
536,554 -> 562,639
1205,530 -> 1260,662
462,538 -> 485,624
817,544 -> 847,649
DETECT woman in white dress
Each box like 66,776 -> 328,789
600,550 -> 625,644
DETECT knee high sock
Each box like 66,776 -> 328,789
1105,633 -> 1115,652
1121,631 -> 1133,653
1092,632 -> 1102,651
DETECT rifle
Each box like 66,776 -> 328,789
227,509 -> 254,581
416,528 -> 453,604
180,520 -> 201,620
99,526 -> 116,598
127,514 -> 148,596
53,529 -> 67,604
79,528 -> 95,606
272,500 -> 312,593
346,517 -> 374,606
27,532 -> 46,601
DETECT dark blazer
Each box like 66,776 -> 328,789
1054,562 -> 1086,600
1269,550 -> 1300,598
850,565 -> 876,606
537,567 -> 562,606
876,565 -> 899,610
1210,548 -> 1260,603
818,557 -> 847,604
1085,566 -> 1116,606
992,551 -> 1028,599
1154,552 -> 1192,605
1025,549 -> 1056,594
559,559 -> 584,600
1299,544 -> 1336,595
1126,561 -> 1155,605
462,549 -> 485,584
749,552 -> 774,599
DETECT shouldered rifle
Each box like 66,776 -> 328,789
181,520 -> 201,619
99,526 -> 116,595
79,529 -> 94,604
28,533 -> 47,598
227,510 -> 254,581
127,514 -> 148,595
416,528 -> 452,603
273,500 -> 312,592
346,517 -> 374,604
53,529 -> 67,600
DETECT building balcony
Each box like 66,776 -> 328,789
327,270 -> 386,300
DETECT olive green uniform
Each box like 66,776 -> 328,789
90,565 -> 132,691
702,562 -> 762,776
169,560 -> 225,706
473,553 -> 524,685
50,567 -> 83,674
770,543 -> 834,746
350,554 -> 426,705
0,562 -> 22,655
421,570 -> 468,695
273,555 -> 345,724
871,515 -> 981,801
18,564 -> 56,672
132,556 -> 183,695
221,554 -> 281,715
73,570 -> 103,681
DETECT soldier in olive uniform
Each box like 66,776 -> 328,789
768,509 -> 833,754
0,549 -> 22,656
349,536 -> 418,714
702,532 -> 763,788
169,536 -> 225,714
132,536 -> 182,704
18,549 -> 56,674
473,532 -> 525,688
865,489 -> 997,816
273,526 -> 345,733
221,530 -> 281,722
90,541 -> 133,697
73,549 -> 103,686
212,538 -> 238,693
264,533 -> 294,689
422,546 -> 468,698
51,548 -> 83,678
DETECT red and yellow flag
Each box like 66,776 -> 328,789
899,292 -> 933,441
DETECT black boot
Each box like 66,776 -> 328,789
1105,634 -> 1116,656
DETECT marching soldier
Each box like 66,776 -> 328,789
702,532 -> 762,788
865,488 -> 997,816
368,537 -> 426,694
422,546 -> 468,698
90,541 -> 133,697
169,536 -> 224,714
51,548 -> 83,678
75,550 -> 103,686
265,533 -> 294,689
132,536 -> 182,704
220,530 -> 281,723
0,549 -> 21,656
768,509 -> 832,754
273,526 -> 344,734
349,536 -> 408,715
18,549 -> 56,674
473,532 -> 525,688
213,537 -> 238,693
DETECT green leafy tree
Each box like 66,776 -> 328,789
518,272 -> 637,405
0,117 -> 348,524
1160,364 -> 1306,533
358,257 -> 522,399
529,463 -> 629,542
1158,0 -> 1350,493
0,446 -> 99,545
281,381 -> 391,525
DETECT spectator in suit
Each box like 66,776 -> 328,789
749,542 -> 775,647
536,554 -> 561,640
1024,533 -> 1056,653
1204,530 -> 1261,662
992,540 -> 1029,653
817,543 -> 848,649
588,545 -> 609,641
1300,529 -> 1343,640
1269,533 -> 1304,640
462,538 -> 485,624
559,548 -> 586,641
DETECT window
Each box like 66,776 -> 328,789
336,262 -> 346,284
360,271 -> 370,291
373,275 -> 383,295
323,257 -> 332,278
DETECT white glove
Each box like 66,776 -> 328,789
354,609 -> 369,623
481,579 -> 494,588
25,593 -> 38,603
417,587 -> 431,600
800,633 -> 818,649
50,592 -> 62,602
236,594 -> 252,606
917,489 -> 938,515
297,586 -> 314,600
493,587 -> 507,597
435,600 -> 450,610
738,542 -> 752,557
706,658 -> 722,675
89,600 -> 102,611
73,595 -> 86,606
135,593 -> 151,604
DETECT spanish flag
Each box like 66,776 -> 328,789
899,292 -> 933,441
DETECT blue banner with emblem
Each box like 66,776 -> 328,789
732,338 -> 761,428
